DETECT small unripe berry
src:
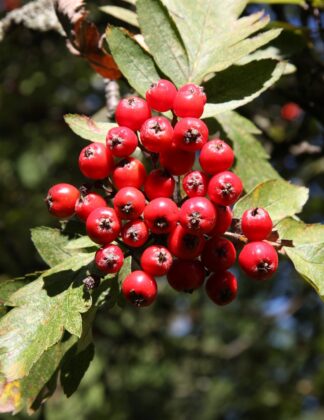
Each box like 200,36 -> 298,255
122,271 -> 157,307
239,241 -> 278,280
241,207 -> 273,241
206,271 -> 238,305
46,183 -> 80,218
167,259 -> 205,292
115,96 -> 151,131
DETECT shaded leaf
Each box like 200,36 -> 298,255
234,179 -> 309,222
100,6 -> 139,28
0,276 -> 33,306
137,0 -> 189,87
216,111 -> 281,190
277,218 -> 324,299
64,114 -> 117,143
106,27 -> 161,96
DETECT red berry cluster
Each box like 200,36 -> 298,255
45,80 -> 279,308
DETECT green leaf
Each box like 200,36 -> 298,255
161,0 -> 281,83
234,179 -> 309,222
277,218 -> 324,298
0,276 -> 34,306
64,114 -> 117,143
31,227 -> 72,267
248,0 -> 305,4
202,59 -> 286,117
100,6 -> 139,27
106,27 -> 161,96
216,111 -> 281,190
117,255 -> 132,285
0,255 -> 93,382
64,236 -> 98,250
137,0 -> 189,87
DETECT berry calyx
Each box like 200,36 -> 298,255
182,170 -> 209,198
238,241 -> 279,280
173,118 -> 209,152
113,187 -> 146,220
121,219 -> 149,248
144,197 -> 179,234
202,236 -> 236,271
95,244 -> 124,274
179,197 -> 216,233
168,225 -> 206,259
115,96 -> 151,131
106,126 -> 138,158
86,207 -> 121,245
241,207 -> 273,241
199,139 -> 234,174
122,271 -> 157,307
205,271 -> 238,305
173,83 -> 206,118
140,245 -> 173,277
140,116 -> 173,153
75,193 -> 107,222
144,169 -> 175,200
146,79 -> 177,112
45,183 -> 80,218
208,171 -> 243,206
112,157 -> 146,190
79,142 -> 114,180
167,259 -> 205,293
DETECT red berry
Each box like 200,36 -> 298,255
206,271 -> 238,305
113,187 -> 146,220
238,241 -> 279,280
208,171 -> 243,206
201,236 -> 236,271
106,126 -> 138,158
159,144 -> 195,175
241,207 -> 273,241
168,225 -> 206,259
144,169 -> 175,200
173,118 -> 208,152
140,245 -> 173,276
167,259 -> 205,292
75,193 -> 107,222
95,244 -> 124,274
199,139 -> 234,174
179,197 -> 216,233
121,219 -> 149,248
173,84 -> 206,118
122,270 -> 157,307
144,197 -> 179,234
209,205 -> 233,235
182,170 -> 209,198
146,79 -> 177,112
45,183 -> 80,218
140,116 -> 173,153
112,157 -> 146,189
281,102 -> 302,121
79,142 -> 113,180
115,96 -> 151,131
86,207 -> 120,245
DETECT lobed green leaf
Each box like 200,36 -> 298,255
64,114 -> 117,143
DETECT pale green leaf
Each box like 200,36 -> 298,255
64,236 -> 98,250
137,0 -> 189,87
277,218 -> 324,298
216,111 -> 280,190
106,27 -> 160,96
248,0 -> 305,4
234,180 -> 309,222
100,6 -> 139,27
64,114 -> 117,143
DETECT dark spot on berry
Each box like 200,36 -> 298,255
84,147 -> 94,158
118,159 -> 131,169
221,182 -> 234,197
157,251 -> 167,264
150,82 -> 157,89
127,97 -> 136,106
83,275 -> 100,290
45,194 -> 53,210
184,128 -> 201,144
129,290 -> 146,306
215,246 -> 227,258
110,135 -> 123,148
251,208 -> 259,217
120,202 -> 133,214
183,234 -> 199,249
189,211 -> 201,228
154,217 -> 169,230
218,286 -> 233,303
257,260 -> 272,273
99,217 -> 113,231
126,227 -> 139,241
150,121 -> 163,134
184,288 -> 194,294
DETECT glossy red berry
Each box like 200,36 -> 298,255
173,83 -> 206,118
112,157 -> 146,189
46,183 -> 80,218
167,259 -> 205,292
113,187 -> 146,220
199,139 -> 234,174
106,126 -> 138,158
202,236 -> 236,271
146,79 -> 177,112
179,197 -> 216,233
208,171 -> 243,206
75,193 -> 107,222
122,271 -> 157,307
140,116 -> 173,153
209,205 -> 233,235
159,144 -> 195,176
173,118 -> 209,152
140,245 -> 173,277
144,198 -> 178,234
168,225 -> 206,259
241,207 -> 273,241
206,271 -> 238,305
95,244 -> 124,274
182,170 -> 209,198
144,169 -> 175,200
115,96 -> 151,131
121,219 -> 149,248
86,207 -> 120,245
281,102 -> 302,121
238,241 -> 279,280
79,142 -> 114,180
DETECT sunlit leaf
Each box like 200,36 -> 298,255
64,114 -> 117,143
